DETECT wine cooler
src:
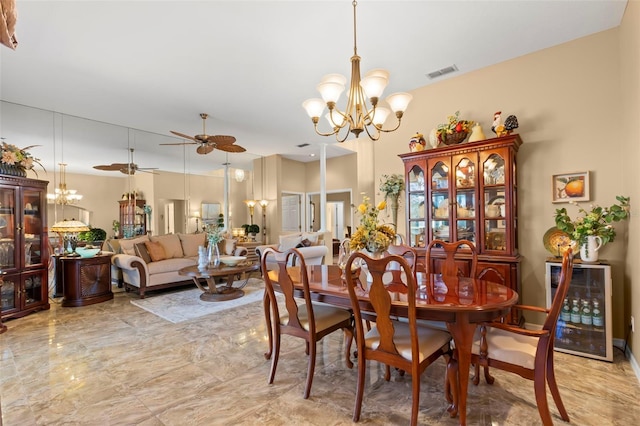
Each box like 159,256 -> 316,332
545,260 -> 612,362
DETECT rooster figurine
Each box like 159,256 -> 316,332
492,111 -> 519,136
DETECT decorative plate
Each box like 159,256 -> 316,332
542,227 -> 576,257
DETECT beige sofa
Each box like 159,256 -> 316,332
255,232 -> 329,268
111,233 -> 247,298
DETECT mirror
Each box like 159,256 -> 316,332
201,202 -> 221,223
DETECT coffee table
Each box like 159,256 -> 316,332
179,262 -> 260,302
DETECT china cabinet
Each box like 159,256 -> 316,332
400,134 -> 522,323
0,175 -> 49,320
118,199 -> 146,238
546,260 -> 612,361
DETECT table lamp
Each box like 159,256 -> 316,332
50,219 -> 90,256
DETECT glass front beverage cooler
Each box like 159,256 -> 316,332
545,261 -> 612,361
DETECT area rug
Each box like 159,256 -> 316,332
130,278 -> 265,323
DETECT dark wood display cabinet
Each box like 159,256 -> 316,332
57,254 -> 113,307
0,175 -> 49,321
118,198 -> 146,238
399,134 -> 522,324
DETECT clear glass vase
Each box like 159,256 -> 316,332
208,243 -> 221,268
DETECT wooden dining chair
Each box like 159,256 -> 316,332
426,239 -> 478,277
471,249 -> 574,425
261,247 -> 354,399
344,252 -> 453,426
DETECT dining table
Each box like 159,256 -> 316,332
265,264 -> 518,426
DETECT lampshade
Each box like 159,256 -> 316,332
259,199 -> 269,208
50,220 -> 90,233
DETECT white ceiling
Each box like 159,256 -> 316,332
0,0 -> 628,176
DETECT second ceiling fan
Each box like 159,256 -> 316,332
162,113 -> 246,155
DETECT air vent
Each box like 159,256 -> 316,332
297,143 -> 310,148
427,64 -> 458,79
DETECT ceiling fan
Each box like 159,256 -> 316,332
93,148 -> 158,175
161,113 -> 246,155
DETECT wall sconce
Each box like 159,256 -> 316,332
245,200 -> 256,224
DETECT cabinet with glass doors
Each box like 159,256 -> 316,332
400,134 -> 523,324
0,175 -> 50,320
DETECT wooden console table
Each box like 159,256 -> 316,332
58,254 -> 113,307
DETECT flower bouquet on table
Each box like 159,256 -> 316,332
350,194 -> 396,255
435,111 -> 474,146
554,196 -> 630,259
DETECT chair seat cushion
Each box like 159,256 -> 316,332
471,326 -> 538,369
280,303 -> 351,332
364,322 -> 451,362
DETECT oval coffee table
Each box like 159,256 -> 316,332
179,262 -> 260,302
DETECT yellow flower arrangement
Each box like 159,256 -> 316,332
350,194 -> 396,253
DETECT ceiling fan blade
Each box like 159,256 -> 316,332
119,168 -> 135,175
160,141 -> 198,146
197,145 -> 215,155
217,144 -> 246,153
206,135 -> 236,145
93,163 -> 129,171
170,130 -> 198,141
138,167 -> 158,171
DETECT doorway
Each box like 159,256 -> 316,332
307,190 -> 352,241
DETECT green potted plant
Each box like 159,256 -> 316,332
78,227 -> 107,248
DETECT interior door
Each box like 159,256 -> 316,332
281,193 -> 301,233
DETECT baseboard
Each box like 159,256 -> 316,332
613,338 -> 640,384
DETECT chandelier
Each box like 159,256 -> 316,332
302,0 -> 412,142
47,163 -> 83,205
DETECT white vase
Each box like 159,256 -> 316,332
580,236 -> 603,263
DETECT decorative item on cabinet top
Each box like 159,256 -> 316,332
434,111 -> 474,146
408,132 -> 426,152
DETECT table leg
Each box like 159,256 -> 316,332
263,291 -> 273,360
446,313 -> 477,426
197,277 -> 244,302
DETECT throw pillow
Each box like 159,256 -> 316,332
119,235 -> 150,256
178,233 -> 206,257
134,242 -> 152,263
151,234 -> 183,258
279,235 -> 302,251
222,238 -> 237,255
301,232 -> 320,245
144,241 -> 166,262
295,238 -> 312,248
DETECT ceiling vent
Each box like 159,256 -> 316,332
297,143 -> 310,148
427,64 -> 458,79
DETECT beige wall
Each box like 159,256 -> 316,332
620,0 -> 640,364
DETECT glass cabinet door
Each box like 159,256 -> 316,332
430,161 -> 450,242
0,274 -> 16,313
23,188 -> 44,267
483,153 -> 506,251
454,157 -> 476,244
23,272 -> 45,307
0,186 -> 16,270
407,165 -> 426,247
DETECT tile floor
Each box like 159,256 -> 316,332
1,286 -> 639,425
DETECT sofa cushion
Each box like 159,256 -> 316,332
279,235 -> 302,251
178,233 -> 206,257
296,238 -> 313,248
145,241 -> 167,262
134,242 -> 153,264
147,257 -> 197,275
106,238 -> 122,254
120,235 -> 150,256
151,234 -> 183,258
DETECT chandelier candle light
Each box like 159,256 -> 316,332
302,0 -> 412,142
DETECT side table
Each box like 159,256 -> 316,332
59,254 -> 114,307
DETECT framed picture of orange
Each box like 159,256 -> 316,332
552,171 -> 590,203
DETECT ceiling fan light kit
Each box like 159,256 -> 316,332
302,0 -> 412,142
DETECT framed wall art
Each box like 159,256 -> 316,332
552,171 -> 590,203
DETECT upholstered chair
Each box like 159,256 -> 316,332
261,247 -> 354,399
471,249 -> 574,426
